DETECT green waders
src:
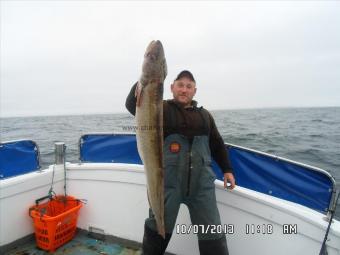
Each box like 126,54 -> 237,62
142,134 -> 229,255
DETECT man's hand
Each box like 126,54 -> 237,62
224,172 -> 236,190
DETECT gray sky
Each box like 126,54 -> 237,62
1,1 -> 340,117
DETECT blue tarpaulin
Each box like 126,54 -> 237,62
79,133 -> 334,213
0,140 -> 40,180
227,147 -> 333,213
80,134 -> 142,164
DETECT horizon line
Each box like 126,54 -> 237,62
1,105 -> 339,119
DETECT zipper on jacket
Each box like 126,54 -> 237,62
186,142 -> 193,196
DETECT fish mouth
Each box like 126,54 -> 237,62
144,41 -> 164,60
151,40 -> 162,46
142,40 -> 166,81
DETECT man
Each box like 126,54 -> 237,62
126,70 -> 235,255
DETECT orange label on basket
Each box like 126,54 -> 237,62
170,142 -> 181,153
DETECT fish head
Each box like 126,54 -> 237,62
141,40 -> 167,85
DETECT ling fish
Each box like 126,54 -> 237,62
135,40 -> 167,238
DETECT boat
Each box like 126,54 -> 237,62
1,133 -> 339,255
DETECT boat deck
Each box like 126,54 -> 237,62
5,230 -> 145,255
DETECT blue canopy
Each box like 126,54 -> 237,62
0,140 -> 41,180
79,133 -> 334,213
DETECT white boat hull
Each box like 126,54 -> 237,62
1,163 -> 340,254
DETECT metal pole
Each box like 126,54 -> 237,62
55,142 -> 66,165
319,190 -> 340,255
54,142 -> 67,197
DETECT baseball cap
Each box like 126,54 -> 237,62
174,70 -> 196,83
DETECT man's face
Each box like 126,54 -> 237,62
171,77 -> 197,107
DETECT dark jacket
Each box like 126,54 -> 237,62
125,83 -> 232,174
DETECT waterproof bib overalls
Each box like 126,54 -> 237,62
142,134 -> 229,255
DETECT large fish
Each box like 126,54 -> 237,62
135,40 -> 167,238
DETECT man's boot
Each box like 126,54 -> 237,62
142,225 -> 172,255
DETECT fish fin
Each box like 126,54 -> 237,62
146,189 -> 151,208
135,82 -> 143,107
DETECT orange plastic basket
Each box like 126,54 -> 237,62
29,195 -> 82,252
